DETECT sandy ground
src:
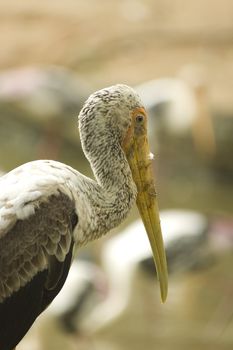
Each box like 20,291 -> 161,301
0,0 -> 233,113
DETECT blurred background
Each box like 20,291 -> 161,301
0,0 -> 232,349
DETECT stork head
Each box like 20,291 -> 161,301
79,84 -> 168,302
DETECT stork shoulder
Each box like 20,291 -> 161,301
0,160 -> 80,237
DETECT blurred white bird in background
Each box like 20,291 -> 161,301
135,65 -> 216,157
82,209 -> 210,332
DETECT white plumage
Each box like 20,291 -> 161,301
0,160 -> 91,244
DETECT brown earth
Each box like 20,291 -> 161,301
1,0 -> 233,113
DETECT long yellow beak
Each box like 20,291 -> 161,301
123,108 -> 168,302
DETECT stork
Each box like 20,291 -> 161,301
0,84 -> 168,350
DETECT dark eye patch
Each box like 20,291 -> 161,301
135,115 -> 144,123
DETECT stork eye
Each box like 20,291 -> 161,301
136,115 -> 144,123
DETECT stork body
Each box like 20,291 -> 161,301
0,84 -> 168,350
0,159 -> 130,350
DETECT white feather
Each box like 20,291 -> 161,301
0,160 -> 84,238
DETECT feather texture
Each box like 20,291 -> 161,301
0,191 -> 77,302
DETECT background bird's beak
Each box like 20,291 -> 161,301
123,108 -> 168,302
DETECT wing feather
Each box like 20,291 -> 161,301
0,191 -> 78,303
0,161 -> 80,350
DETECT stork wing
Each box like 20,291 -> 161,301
0,189 -> 78,350
0,188 -> 78,300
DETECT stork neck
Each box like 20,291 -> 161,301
93,140 -> 130,189
77,135 -> 137,245
89,130 -> 134,192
